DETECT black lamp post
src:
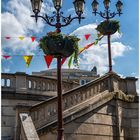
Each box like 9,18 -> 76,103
92,0 -> 123,72
30,0 -> 85,140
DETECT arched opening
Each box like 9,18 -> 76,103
6,79 -> 10,87
1,79 -> 5,87
28,81 -> 32,89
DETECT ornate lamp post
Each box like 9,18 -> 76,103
30,0 -> 85,140
92,0 -> 123,72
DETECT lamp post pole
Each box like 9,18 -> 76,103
107,33 -> 112,72
30,0 -> 85,140
91,0 -> 123,72
57,56 -> 63,139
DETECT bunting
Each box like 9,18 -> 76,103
44,55 -> 53,68
23,56 -> 33,67
4,33 -> 102,42
2,33 -> 104,68
19,36 -> 25,40
5,36 -> 11,39
78,42 -> 95,55
68,35 -> 104,68
2,55 -> 11,59
2,33 -> 102,41
31,36 -> 36,42
85,34 -> 91,40
61,57 -> 67,66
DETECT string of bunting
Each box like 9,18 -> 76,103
68,34 -> 104,68
2,34 -> 104,68
2,34 -> 96,41
4,36 -> 36,42
2,55 -> 67,68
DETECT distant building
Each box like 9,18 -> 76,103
32,66 -> 99,85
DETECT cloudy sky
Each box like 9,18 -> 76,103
1,0 -> 139,78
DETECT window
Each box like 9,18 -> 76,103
28,81 -> 32,89
80,79 -> 86,85
1,79 -> 5,87
6,79 -> 10,87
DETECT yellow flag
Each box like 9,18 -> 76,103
23,56 -> 33,67
19,36 -> 25,40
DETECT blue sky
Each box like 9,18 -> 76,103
1,0 -> 139,77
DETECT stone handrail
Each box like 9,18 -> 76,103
29,72 -> 111,128
29,72 -> 138,129
1,72 -> 78,95
19,113 -> 40,140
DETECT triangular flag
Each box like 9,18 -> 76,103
85,34 -> 91,40
44,55 -> 53,68
5,36 -> 11,39
79,42 -> 95,54
23,56 -> 33,67
94,40 -> 98,45
61,57 -> 67,66
31,36 -> 36,42
78,48 -> 85,54
19,36 -> 25,40
2,55 -> 11,59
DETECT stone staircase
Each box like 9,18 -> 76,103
17,72 -> 138,140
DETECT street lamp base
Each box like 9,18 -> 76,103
57,128 -> 64,140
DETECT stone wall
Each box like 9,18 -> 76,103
1,72 -> 79,140
39,99 -> 139,140
1,99 -> 39,140
1,72 -> 138,140
29,72 -> 138,131
118,100 -> 139,140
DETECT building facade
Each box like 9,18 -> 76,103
1,72 -> 78,140
1,71 -> 139,140
32,66 -> 99,85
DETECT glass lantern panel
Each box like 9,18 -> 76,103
92,3 -> 98,11
74,1 -> 84,15
78,1 -> 84,13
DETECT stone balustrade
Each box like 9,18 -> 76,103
29,72 -> 138,130
2,72 -> 137,132
1,72 -> 79,95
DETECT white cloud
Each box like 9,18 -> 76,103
1,67 -> 10,73
62,24 -> 131,75
1,0 -> 132,75
1,0 -> 54,55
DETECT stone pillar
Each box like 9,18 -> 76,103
124,77 -> 137,95
108,76 -> 114,92
15,72 -> 27,93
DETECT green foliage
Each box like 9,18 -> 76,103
39,31 -> 80,66
96,20 -> 120,35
